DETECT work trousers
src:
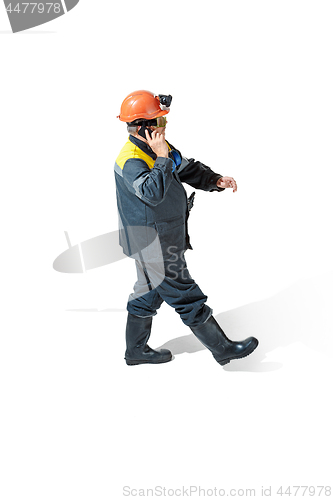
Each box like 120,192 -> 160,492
126,250 -> 212,327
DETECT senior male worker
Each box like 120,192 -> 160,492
114,90 -> 258,366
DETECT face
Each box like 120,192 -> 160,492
136,117 -> 168,142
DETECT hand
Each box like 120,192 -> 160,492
216,176 -> 237,192
145,129 -> 169,158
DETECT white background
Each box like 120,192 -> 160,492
1,1 -> 332,499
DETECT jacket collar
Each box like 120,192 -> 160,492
129,134 -> 157,160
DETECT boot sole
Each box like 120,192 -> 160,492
125,355 -> 173,366
217,338 -> 259,366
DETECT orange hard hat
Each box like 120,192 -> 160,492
117,90 -> 170,123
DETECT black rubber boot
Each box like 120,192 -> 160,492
189,316 -> 258,365
125,313 -> 172,366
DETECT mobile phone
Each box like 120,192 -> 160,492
138,125 -> 152,140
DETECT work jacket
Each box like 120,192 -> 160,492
114,134 -> 224,260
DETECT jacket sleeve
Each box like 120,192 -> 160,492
122,156 -> 175,206
177,156 -> 225,192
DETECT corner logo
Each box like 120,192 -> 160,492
3,0 -> 80,33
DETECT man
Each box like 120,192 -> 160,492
114,90 -> 258,366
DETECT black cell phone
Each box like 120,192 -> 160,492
138,125 -> 152,140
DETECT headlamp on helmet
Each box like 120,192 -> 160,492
158,94 -> 172,109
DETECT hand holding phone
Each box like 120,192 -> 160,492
145,129 -> 169,158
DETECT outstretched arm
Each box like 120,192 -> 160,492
177,157 -> 225,192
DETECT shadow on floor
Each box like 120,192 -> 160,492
156,272 -> 333,372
